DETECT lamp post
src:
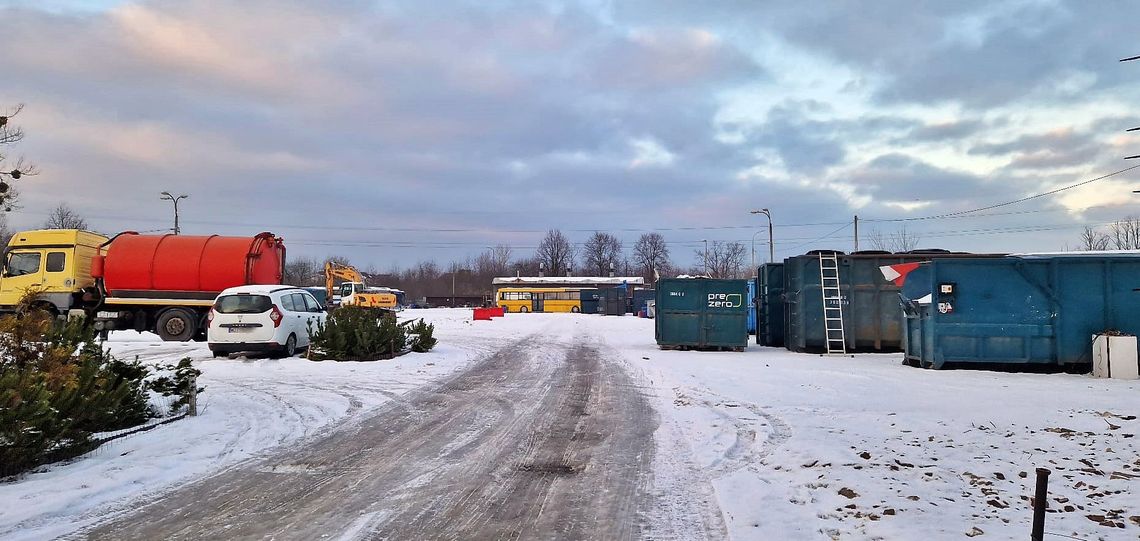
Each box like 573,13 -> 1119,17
750,208 -> 774,264
751,229 -> 764,275
159,191 -> 189,235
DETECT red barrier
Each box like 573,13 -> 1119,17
473,308 -> 492,321
489,307 -> 505,317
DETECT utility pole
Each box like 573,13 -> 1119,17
159,191 -> 188,235
854,215 -> 859,252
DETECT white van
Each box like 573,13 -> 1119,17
207,285 -> 327,358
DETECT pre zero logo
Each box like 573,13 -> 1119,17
707,293 -> 742,308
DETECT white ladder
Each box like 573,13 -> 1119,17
819,253 -> 847,355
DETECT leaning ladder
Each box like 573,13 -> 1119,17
819,253 -> 848,355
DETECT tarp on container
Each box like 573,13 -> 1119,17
903,254 -> 1140,369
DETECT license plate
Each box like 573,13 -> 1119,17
227,327 -> 254,333
96,311 -> 119,319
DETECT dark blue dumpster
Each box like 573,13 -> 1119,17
747,279 -> 757,334
632,288 -> 655,315
579,288 -> 603,314
902,254 -> 1140,369
755,263 -> 785,346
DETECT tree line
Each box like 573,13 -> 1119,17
280,229 -> 753,301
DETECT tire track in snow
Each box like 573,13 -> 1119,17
81,331 -> 659,540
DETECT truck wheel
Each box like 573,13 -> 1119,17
155,309 -> 197,342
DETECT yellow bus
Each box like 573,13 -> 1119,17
497,287 -> 583,313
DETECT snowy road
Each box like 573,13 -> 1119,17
82,327 -> 672,540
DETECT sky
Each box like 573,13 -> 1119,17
1,0 -> 1139,271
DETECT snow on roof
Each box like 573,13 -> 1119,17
491,276 -> 645,285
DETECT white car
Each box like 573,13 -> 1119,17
208,285 -> 327,358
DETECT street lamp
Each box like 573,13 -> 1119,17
159,191 -> 189,235
751,230 -> 764,275
750,208 -> 774,264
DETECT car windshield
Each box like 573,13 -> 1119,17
215,294 -> 273,314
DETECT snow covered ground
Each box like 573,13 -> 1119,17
0,310 -> 496,541
1,309 -> 1137,540
589,316 -> 1140,541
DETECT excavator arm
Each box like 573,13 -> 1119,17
325,262 -> 366,303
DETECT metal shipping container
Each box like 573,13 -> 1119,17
601,287 -> 625,316
655,278 -> 748,350
755,263 -> 785,346
632,288 -> 655,315
902,254 -> 1140,369
579,288 -> 603,315
783,251 -> 996,352
747,279 -> 757,334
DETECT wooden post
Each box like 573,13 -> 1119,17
187,373 -> 198,417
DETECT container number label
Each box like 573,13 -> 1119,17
669,291 -> 685,296
707,293 -> 742,308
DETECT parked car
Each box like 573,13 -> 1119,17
208,285 -> 327,358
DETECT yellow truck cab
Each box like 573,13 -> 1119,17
0,229 -> 107,314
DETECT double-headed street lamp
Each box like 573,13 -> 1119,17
750,208 -> 774,266
159,191 -> 188,235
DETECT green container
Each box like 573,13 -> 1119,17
655,278 -> 749,350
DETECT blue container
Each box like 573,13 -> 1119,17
755,263 -> 785,346
632,288 -> 655,315
902,254 -> 1140,369
783,251 -> 996,352
579,288 -> 603,314
746,279 -> 757,334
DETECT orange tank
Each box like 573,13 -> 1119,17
96,232 -> 285,297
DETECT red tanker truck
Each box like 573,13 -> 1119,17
90,231 -> 286,341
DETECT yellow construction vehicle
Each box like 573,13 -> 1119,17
324,262 -> 397,309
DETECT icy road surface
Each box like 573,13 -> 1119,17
84,323 -> 674,540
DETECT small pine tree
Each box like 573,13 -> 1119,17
0,313 -> 156,476
408,319 -> 437,353
308,307 -> 408,361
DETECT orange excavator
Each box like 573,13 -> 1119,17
324,262 -> 397,309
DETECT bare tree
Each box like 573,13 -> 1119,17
283,256 -> 321,286
1078,226 -> 1111,251
633,232 -> 670,282
695,241 -> 748,279
43,203 -> 88,230
580,232 -> 623,276
534,229 -> 575,275
474,244 -> 513,277
867,226 -> 920,252
0,212 -> 12,251
0,104 -> 35,211
1108,217 -> 1140,250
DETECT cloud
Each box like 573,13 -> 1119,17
0,0 -> 1136,266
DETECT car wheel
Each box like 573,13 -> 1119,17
156,308 -> 197,342
284,334 -> 297,358
212,349 -> 226,358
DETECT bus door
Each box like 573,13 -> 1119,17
533,293 -> 544,313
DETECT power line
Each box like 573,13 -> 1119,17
863,165 -> 1140,223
